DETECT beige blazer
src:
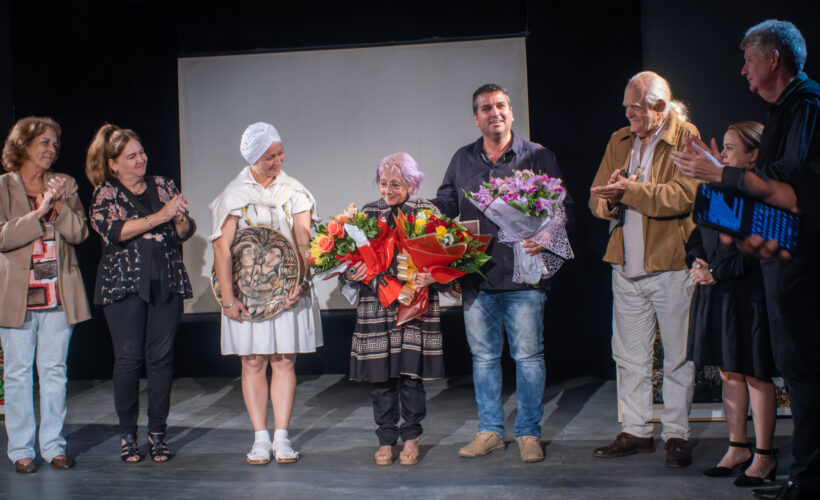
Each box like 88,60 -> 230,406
0,171 -> 91,327
589,113 -> 702,272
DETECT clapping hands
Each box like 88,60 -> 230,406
590,168 -> 637,206
670,136 -> 724,183
160,194 -> 189,224
35,177 -> 68,218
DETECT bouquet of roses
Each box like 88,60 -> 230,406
466,169 -> 573,285
309,210 -> 402,307
393,209 -> 491,325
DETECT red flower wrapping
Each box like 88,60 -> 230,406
338,216 -> 402,308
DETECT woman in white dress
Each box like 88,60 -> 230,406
210,122 -> 322,464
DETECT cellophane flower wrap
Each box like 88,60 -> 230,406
393,209 -> 491,325
394,209 -> 491,281
309,211 -> 402,307
466,169 -> 573,285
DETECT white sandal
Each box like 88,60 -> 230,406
246,440 -> 272,465
272,438 -> 300,463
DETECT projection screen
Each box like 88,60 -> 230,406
178,37 -> 529,313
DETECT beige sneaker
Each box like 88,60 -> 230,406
517,436 -> 544,462
458,431 -> 505,458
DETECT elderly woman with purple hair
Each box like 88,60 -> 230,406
341,152 -> 450,466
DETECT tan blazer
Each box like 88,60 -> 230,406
0,171 -> 91,327
589,113 -> 702,272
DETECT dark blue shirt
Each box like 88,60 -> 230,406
432,132 -> 571,291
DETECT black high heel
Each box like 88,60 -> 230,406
702,441 -> 753,477
733,448 -> 777,487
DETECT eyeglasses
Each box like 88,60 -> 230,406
379,181 -> 404,190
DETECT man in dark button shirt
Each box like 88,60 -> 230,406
432,83 -> 569,463
677,20 -> 820,500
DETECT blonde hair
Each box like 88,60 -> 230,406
85,124 -> 141,186
2,116 -> 62,172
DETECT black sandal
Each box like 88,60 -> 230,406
734,448 -> 777,487
120,434 -> 141,463
147,432 -> 173,462
702,441 -> 752,477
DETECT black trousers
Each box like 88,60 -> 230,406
371,376 -> 426,446
786,377 -> 820,494
103,292 -> 182,435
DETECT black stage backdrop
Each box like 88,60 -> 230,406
0,1 -> 817,381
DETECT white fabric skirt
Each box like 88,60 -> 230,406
220,289 -> 323,355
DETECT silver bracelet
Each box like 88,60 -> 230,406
222,299 -> 236,310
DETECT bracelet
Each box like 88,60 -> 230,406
144,216 -> 152,228
222,299 -> 236,309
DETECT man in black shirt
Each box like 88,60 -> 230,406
677,20 -> 820,500
433,84 -> 570,463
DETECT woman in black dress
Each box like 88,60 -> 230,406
683,121 -> 777,487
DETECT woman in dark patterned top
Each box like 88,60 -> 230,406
342,152 -> 451,466
86,124 -> 195,464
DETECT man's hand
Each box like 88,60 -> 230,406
670,137 -> 724,183
521,238 -> 547,256
718,171 -> 799,260
590,169 -> 634,205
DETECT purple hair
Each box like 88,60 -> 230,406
375,152 -> 424,196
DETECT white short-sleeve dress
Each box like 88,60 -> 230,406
212,167 -> 323,355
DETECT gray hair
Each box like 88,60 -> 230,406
741,19 -> 806,75
628,71 -> 688,123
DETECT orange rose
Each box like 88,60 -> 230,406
327,219 -> 345,238
316,234 -> 335,254
336,215 -> 347,225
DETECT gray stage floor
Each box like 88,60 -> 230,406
0,376 -> 794,499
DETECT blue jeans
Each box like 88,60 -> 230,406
0,308 -> 73,463
463,289 -> 546,438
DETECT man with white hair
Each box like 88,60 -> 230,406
589,71 -> 701,468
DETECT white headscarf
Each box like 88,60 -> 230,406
240,122 -> 281,165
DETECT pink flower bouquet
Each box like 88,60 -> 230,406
466,169 -> 573,284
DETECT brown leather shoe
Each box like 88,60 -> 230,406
665,438 -> 692,468
15,459 -> 35,474
50,455 -> 75,470
593,432 -> 654,458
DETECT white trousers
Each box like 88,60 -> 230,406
611,268 -> 695,441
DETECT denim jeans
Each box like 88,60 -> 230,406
463,289 -> 546,438
0,308 -> 73,463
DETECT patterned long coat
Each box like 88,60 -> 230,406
345,197 -> 452,383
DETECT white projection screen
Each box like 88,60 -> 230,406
178,37 -> 529,313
